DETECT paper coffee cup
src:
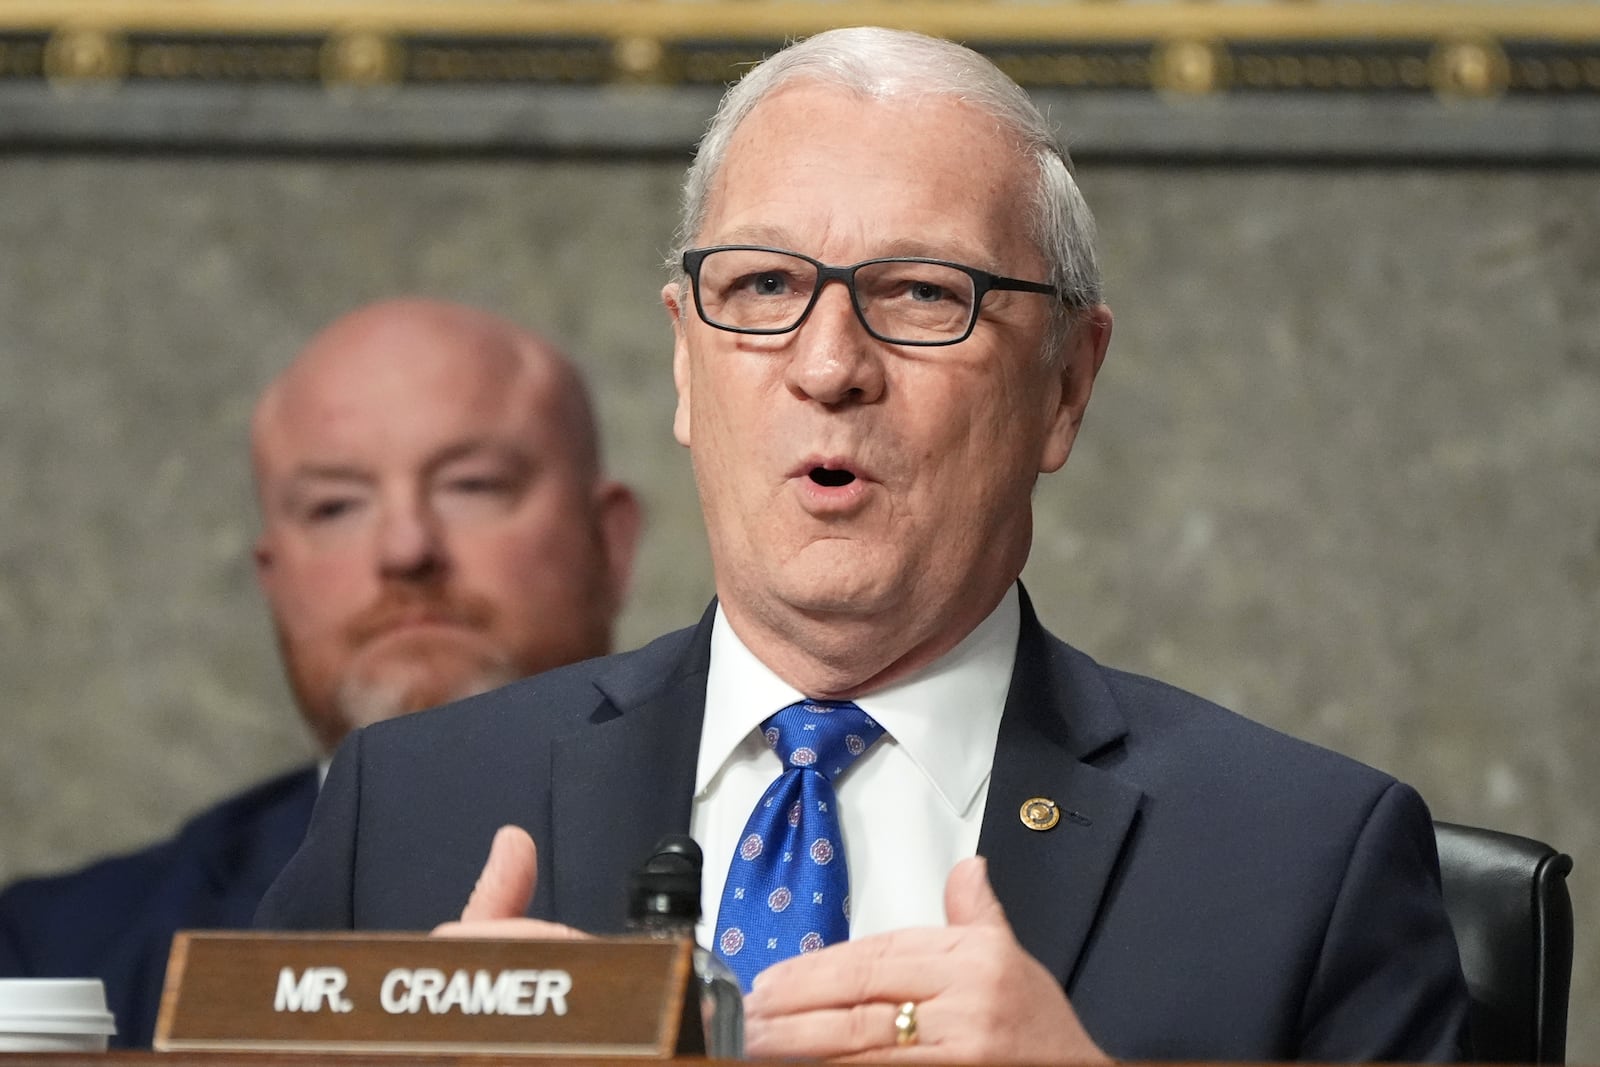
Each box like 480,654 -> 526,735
0,979 -> 117,1052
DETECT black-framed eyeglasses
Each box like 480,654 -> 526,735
681,245 -> 1060,347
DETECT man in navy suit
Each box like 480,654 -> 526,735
260,30 -> 1470,1062
0,298 -> 641,1048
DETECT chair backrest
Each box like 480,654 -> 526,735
1434,821 -> 1574,1063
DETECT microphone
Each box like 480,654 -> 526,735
627,835 -> 744,1058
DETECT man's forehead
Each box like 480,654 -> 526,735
257,353 -> 548,473
703,84 -> 1035,265
278,310 -> 559,417
293,319 -> 536,397
725,82 -> 1012,161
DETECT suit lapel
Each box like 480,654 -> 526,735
979,590 -> 1144,991
548,605 -> 716,932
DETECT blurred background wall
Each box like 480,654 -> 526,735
1,1 -> 1597,1058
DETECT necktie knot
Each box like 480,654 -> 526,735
762,700 -> 884,783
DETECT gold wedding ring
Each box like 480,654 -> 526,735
894,1001 -> 919,1046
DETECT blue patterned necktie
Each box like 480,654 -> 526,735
714,699 -> 885,992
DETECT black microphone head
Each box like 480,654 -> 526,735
642,834 -> 703,871
627,834 -> 705,923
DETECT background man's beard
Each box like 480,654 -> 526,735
333,645 -> 520,733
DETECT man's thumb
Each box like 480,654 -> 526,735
944,855 -> 1010,929
460,825 -> 539,922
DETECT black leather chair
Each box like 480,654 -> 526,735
1434,822 -> 1574,1063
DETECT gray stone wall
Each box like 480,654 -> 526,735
1,156 -> 1595,1057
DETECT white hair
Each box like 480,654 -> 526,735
670,26 -> 1103,355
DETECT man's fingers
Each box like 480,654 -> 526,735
749,994 -> 959,1063
745,858 -> 1106,1065
432,917 -> 589,940
943,856 -> 1008,929
747,1002 -> 914,1060
459,824 -> 538,923
747,930 -> 966,1015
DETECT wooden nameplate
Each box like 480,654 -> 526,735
155,931 -> 703,1057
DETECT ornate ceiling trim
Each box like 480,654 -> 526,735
3,3 -> 1598,159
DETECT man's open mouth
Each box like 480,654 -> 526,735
809,467 -> 856,488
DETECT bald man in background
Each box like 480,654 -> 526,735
0,299 -> 641,1047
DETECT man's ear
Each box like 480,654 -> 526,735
662,281 -> 692,448
1039,304 -> 1113,474
593,481 -> 643,615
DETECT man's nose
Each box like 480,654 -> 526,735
377,498 -> 446,579
784,281 -> 886,407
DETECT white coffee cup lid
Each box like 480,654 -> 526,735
0,980 -> 117,1036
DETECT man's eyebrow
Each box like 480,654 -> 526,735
876,237 -> 997,270
274,465 -> 371,512
426,439 -> 533,473
707,228 -> 996,271
283,464 -> 372,486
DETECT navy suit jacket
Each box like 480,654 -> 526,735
0,767 -> 318,1049
258,596 -> 1469,1061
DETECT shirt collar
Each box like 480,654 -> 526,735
696,584 -> 1019,818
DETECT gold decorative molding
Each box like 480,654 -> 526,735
1,2 -> 1598,43
321,30 -> 404,88
1511,52 -> 1600,90
1153,38 -> 1229,96
612,35 -> 667,84
407,42 -> 608,84
1231,50 -> 1431,92
43,26 -> 128,84
1430,35 -> 1511,99
129,40 -> 319,81
2,2 -> 1598,100
0,38 -> 46,77
4,4 -> 1598,159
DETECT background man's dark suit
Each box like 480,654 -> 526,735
259,591 -> 1468,1061
0,767 -> 316,1049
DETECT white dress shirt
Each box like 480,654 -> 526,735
691,585 -> 1019,947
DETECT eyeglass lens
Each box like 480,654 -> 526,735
694,248 -> 977,344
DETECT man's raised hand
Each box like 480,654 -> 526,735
431,825 -> 588,940
743,856 -> 1109,1063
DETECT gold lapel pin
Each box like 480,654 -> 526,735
1019,796 -> 1061,831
